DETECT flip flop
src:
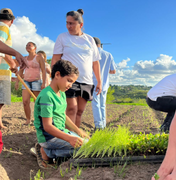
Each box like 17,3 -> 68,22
30,147 -> 37,157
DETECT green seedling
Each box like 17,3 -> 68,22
74,126 -> 169,158
154,173 -> 159,180
34,169 -> 44,180
74,174 -> 78,180
78,167 -> 83,177
65,168 -> 68,174
60,165 -> 64,177
70,162 -> 73,171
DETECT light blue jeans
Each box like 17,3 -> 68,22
91,90 -> 108,129
22,80 -> 42,91
39,131 -> 80,158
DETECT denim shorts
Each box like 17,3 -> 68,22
22,80 -> 42,91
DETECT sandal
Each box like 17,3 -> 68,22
35,143 -> 56,170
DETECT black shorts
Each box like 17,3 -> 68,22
65,81 -> 94,101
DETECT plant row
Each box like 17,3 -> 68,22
74,126 -> 168,159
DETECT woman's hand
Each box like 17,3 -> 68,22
41,83 -> 45,90
68,136 -> 83,148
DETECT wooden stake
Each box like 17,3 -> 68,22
5,61 -> 37,100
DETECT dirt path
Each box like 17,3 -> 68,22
0,102 -> 165,180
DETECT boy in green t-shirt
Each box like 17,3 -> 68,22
34,60 -> 90,168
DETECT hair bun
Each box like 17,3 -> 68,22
77,9 -> 84,15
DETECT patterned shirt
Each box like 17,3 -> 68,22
0,22 -> 12,81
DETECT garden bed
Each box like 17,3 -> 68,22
71,126 -> 168,167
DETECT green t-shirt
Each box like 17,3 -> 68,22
34,86 -> 69,143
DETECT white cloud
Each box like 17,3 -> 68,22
116,58 -> 130,69
10,16 -> 55,56
9,17 -> 176,86
110,54 -> 176,86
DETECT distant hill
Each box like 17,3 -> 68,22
108,85 -> 152,103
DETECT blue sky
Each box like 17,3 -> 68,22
2,0 -> 176,86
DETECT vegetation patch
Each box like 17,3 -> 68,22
74,126 -> 168,159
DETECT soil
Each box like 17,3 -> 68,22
0,102 -> 166,180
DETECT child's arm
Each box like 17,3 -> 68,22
42,117 -> 83,148
65,115 -> 90,139
46,64 -> 51,75
38,55 -> 46,89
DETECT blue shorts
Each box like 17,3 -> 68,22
22,80 -> 42,91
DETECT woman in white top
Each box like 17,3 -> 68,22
51,9 -> 102,128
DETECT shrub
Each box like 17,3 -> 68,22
11,81 -> 22,97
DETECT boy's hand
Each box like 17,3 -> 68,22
77,129 -> 90,139
69,136 -> 83,148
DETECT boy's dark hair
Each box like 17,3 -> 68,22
51,59 -> 79,79
0,8 -> 15,21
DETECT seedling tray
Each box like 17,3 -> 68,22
69,155 -> 165,167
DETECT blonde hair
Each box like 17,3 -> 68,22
37,50 -> 47,62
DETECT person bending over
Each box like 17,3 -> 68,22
146,73 -> 176,132
34,60 -> 89,168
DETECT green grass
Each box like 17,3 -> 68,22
11,94 -> 23,102
113,102 -> 147,106
11,94 -> 34,103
